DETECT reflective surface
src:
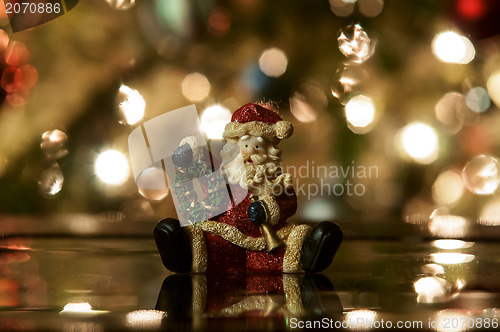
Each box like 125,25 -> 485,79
1,223 -> 500,331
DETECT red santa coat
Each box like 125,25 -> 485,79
184,186 -> 312,274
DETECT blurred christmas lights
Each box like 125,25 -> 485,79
399,123 -> 438,164
338,24 -> 373,64
432,170 -> 464,206
345,95 -> 375,129
116,85 -> 146,125
432,31 -> 475,64
462,155 -> 499,195
40,130 -> 68,160
200,105 -> 231,139
258,48 -> 288,78
105,0 -> 136,10
465,87 -> 490,113
181,72 -> 211,102
95,150 -> 130,185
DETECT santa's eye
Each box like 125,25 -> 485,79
245,144 -> 248,148
255,145 -> 259,149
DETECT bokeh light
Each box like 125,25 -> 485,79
181,72 -> 211,102
429,215 -> 468,238
345,95 -> 375,129
358,0 -> 384,17
60,302 -> 93,314
399,123 -> 439,164
414,277 -> 451,303
329,0 -> 355,17
432,31 -> 475,64
95,150 -> 130,185
432,170 -> 464,206
331,66 -> 367,104
258,47 -> 288,78
479,198 -> 500,226
462,155 -> 499,195
38,164 -> 64,198
434,309 -> 471,332
486,70 -> 500,108
338,24 -> 373,63
465,87 -> 490,113
434,92 -> 468,134
40,130 -> 69,160
136,166 -> 169,202
117,85 -> 146,125
105,0 -> 136,10
200,105 -> 232,139
344,310 -> 377,330
290,82 -> 326,123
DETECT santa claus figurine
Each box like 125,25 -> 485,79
154,103 -> 343,274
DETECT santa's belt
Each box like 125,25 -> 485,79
196,220 -> 295,251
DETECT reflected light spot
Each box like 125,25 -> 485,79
432,170 -> 464,205
462,155 -> 500,195
465,87 -> 490,113
429,215 -> 468,238
105,0 -> 136,10
431,253 -> 475,265
433,239 -> 474,250
435,309 -> 471,332
414,277 -> 451,303
126,310 -> 166,329
59,302 -> 108,316
61,302 -> 93,314
344,310 -> 377,330
432,31 -> 475,64
117,85 -> 146,125
479,198 -> 500,226
200,105 -> 231,139
421,263 -> 445,277
399,122 -> 438,164
181,72 -> 211,102
345,95 -> 375,128
259,48 -> 288,78
486,70 -> 500,108
95,150 -> 130,185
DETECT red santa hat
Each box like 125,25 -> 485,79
222,103 -> 293,140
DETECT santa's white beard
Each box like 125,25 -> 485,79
222,152 -> 293,195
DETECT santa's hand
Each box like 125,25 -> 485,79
248,201 -> 267,225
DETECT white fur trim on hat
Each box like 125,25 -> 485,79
223,121 -> 293,140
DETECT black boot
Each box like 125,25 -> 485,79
154,218 -> 192,273
302,221 -> 343,273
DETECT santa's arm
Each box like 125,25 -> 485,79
258,188 -> 297,226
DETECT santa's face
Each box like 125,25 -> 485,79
237,135 -> 271,165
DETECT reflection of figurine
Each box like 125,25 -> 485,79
155,273 -> 342,330
155,103 -> 343,273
